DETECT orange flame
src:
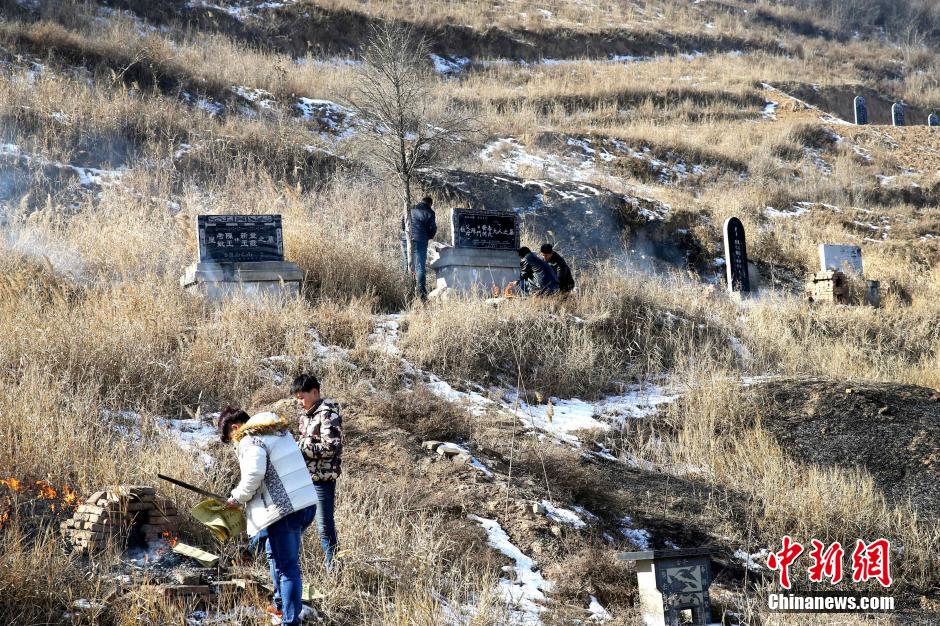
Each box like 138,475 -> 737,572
62,485 -> 79,507
161,530 -> 179,548
35,480 -> 57,500
0,478 -> 22,491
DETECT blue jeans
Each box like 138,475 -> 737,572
411,239 -> 429,298
266,506 -> 315,625
313,481 -> 338,568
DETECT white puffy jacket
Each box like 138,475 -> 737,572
230,412 -> 317,537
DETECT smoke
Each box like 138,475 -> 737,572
1,212 -> 86,278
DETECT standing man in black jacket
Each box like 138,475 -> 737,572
540,243 -> 575,293
515,246 -> 559,296
407,196 -> 437,300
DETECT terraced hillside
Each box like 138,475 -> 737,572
1,1 -> 940,625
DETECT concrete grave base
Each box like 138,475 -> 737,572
180,261 -> 303,301
430,246 -> 518,296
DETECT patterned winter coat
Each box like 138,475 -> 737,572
230,412 -> 317,537
298,399 -> 343,482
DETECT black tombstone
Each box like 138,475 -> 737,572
452,209 -> 520,251
892,102 -> 905,127
853,96 -> 868,125
722,217 -> 750,293
197,215 -> 284,263
930,113 -> 939,127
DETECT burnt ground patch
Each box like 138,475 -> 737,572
751,379 -> 940,518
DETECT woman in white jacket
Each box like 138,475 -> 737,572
220,408 -> 317,626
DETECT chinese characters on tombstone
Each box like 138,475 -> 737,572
722,217 -> 750,294
197,214 -> 284,263
853,96 -> 867,126
452,209 -> 520,250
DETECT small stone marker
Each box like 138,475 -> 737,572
929,113 -> 939,127
819,243 -> 863,275
619,548 -> 714,626
430,208 -> 521,296
892,102 -> 905,127
854,96 -> 868,125
722,217 -> 751,294
181,214 -> 303,300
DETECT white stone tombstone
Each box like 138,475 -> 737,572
819,244 -> 863,275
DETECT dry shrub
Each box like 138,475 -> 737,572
402,267 -> 736,397
365,387 -> 473,442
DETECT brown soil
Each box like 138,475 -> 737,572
751,378 -> 940,518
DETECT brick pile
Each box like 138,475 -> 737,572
60,485 -> 179,554
806,270 -> 850,304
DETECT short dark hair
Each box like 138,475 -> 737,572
422,196 -> 433,206
540,243 -> 553,254
518,246 -> 531,257
291,374 -> 320,394
218,406 -> 250,443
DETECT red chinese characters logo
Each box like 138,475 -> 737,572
767,535 -> 804,590
766,537 -> 892,589
851,539 -> 893,587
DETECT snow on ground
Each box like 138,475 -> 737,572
231,85 -> 275,109
539,500 -> 588,529
0,143 -> 126,188
618,516 -> 652,550
431,54 -> 471,75
762,101 -> 778,120
294,98 -> 357,139
588,596 -> 611,621
734,548 -> 770,572
103,410 -> 217,468
186,0 -> 296,20
469,515 -> 552,625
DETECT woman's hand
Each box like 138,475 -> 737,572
225,497 -> 240,509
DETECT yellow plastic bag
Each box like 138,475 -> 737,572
191,498 -> 247,542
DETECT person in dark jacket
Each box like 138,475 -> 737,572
515,246 -> 559,296
406,196 -> 438,299
540,243 -> 575,293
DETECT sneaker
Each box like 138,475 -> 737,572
269,616 -> 282,626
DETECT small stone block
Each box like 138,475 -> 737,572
421,440 -> 442,451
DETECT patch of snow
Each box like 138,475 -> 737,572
469,515 -> 551,625
734,548 -> 769,572
0,143 -> 125,187
619,516 -> 652,550
430,54 -> 471,75
295,98 -> 357,139
588,596 -> 611,621
231,85 -> 275,109
764,204 -> 808,218
539,500 -> 587,529
762,101 -> 778,120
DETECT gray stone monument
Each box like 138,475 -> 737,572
429,208 -> 520,296
619,549 -> 714,626
892,102 -> 905,127
722,217 -> 751,295
180,214 -> 303,300
929,113 -> 939,127
854,96 -> 868,125
819,243 -> 863,275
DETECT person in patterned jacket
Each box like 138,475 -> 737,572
291,373 -> 341,569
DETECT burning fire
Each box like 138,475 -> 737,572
161,530 -> 179,548
0,477 -> 81,528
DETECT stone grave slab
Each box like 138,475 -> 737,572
722,217 -> 751,295
431,208 -> 520,296
819,243 -> 863,275
854,96 -> 868,125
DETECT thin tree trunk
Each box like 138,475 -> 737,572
403,177 -> 416,299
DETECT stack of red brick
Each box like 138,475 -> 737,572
60,485 -> 179,554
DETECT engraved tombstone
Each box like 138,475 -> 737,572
819,243 -> 863,275
722,217 -> 751,295
619,549 -> 714,626
853,96 -> 868,125
180,214 -> 303,300
892,102 -> 905,127
929,113 -> 939,127
429,208 -> 521,296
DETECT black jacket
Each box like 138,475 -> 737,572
408,201 -> 438,243
520,252 -> 559,295
546,252 -> 575,292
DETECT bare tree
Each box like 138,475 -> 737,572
345,23 -> 479,292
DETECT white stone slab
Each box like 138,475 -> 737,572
819,244 -> 863,274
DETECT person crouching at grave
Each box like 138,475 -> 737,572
409,196 -> 438,300
511,246 -> 559,296
540,243 -> 575,294
291,374 -> 342,571
220,407 -> 317,626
